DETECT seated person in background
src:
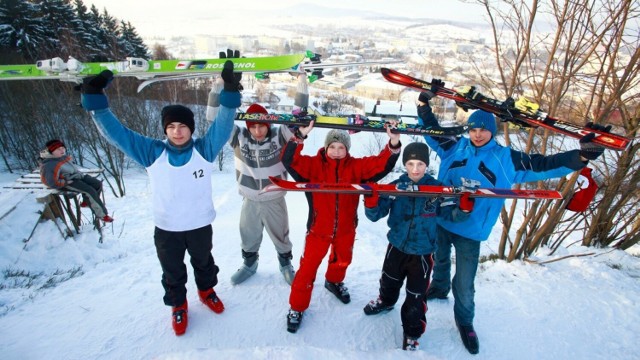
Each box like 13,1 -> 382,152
39,139 -> 113,223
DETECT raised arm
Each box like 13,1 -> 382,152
80,70 -> 163,167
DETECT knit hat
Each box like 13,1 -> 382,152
467,110 -> 497,136
46,139 -> 65,153
402,142 -> 430,166
161,105 -> 195,134
245,103 -> 268,128
324,129 -> 351,151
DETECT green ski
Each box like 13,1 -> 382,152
0,53 -> 307,82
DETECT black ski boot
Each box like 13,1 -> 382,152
363,297 -> 394,315
425,286 -> 450,300
324,280 -> 350,304
286,309 -> 303,333
402,334 -> 420,351
456,320 -> 479,354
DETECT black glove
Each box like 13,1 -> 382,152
419,91 -> 435,103
579,122 -> 610,161
76,70 -> 113,94
219,49 -> 243,92
418,79 -> 444,103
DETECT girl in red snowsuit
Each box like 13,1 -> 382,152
281,122 -> 401,333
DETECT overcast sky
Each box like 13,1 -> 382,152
84,0 -> 485,20
83,0 -> 487,37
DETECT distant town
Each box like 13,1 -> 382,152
142,19 -> 495,124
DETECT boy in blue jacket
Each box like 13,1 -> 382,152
79,51 -> 243,336
363,142 -> 473,351
416,89 -> 609,354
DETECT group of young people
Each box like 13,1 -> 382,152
47,53 -> 608,353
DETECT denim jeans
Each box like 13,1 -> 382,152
431,225 -> 481,326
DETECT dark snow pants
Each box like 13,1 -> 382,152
154,224 -> 219,307
64,175 -> 107,218
378,244 -> 434,339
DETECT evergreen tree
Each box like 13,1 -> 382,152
73,0 -> 101,61
0,0 -> 47,61
0,0 -> 149,63
100,9 -> 121,60
37,0 -> 82,58
86,5 -> 110,61
118,21 -> 148,58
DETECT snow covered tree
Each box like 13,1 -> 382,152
118,20 -> 148,58
0,0 -> 47,60
93,8 -> 120,60
85,5 -> 110,61
37,0 -> 83,57
73,0 -> 102,61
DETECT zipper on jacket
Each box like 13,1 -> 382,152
332,159 -> 340,238
255,146 -> 262,189
402,196 -> 417,250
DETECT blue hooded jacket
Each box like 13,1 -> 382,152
365,173 -> 442,255
418,106 -> 586,241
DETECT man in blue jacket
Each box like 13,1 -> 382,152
80,50 -> 243,336
416,90 -> 608,354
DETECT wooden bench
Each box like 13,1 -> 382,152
3,168 -> 106,241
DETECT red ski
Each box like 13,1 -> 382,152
262,177 -> 562,200
380,68 -> 631,151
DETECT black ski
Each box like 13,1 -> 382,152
235,112 -> 466,137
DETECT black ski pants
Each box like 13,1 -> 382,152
378,244 -> 434,339
154,224 -> 219,307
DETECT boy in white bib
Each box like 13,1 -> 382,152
80,50 -> 244,336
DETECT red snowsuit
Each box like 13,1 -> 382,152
281,137 -> 400,312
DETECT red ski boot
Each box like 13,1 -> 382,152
172,301 -> 188,336
198,288 -> 224,314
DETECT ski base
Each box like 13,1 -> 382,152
262,177 -> 562,200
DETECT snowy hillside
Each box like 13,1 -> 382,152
1,129 -> 639,360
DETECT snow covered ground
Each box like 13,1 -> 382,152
1,129 -> 639,360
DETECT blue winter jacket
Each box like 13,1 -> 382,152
81,91 -> 240,167
418,105 -> 586,241
365,173 -> 442,255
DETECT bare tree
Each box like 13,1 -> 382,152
469,0 -> 640,260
